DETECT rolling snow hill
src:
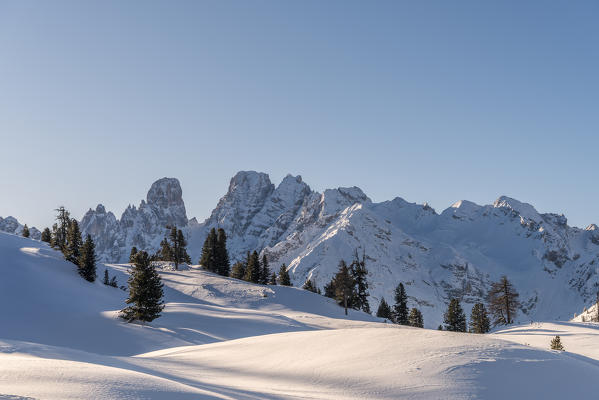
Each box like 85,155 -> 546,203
2,232 -> 599,399
0,234 -> 599,400
78,171 -> 599,326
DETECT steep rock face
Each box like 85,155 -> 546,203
80,178 -> 187,262
75,172 -> 599,327
0,216 -> 41,240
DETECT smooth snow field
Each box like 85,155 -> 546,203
1,232 -> 598,399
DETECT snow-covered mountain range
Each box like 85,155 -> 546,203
76,171 -> 599,326
0,215 -> 40,240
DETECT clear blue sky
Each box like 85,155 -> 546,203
1,1 -> 598,229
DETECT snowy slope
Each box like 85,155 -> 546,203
2,232 -> 599,399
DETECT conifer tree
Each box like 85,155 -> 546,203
230,261 -> 246,280
408,307 -> 424,328
41,227 -> 52,243
54,206 -> 70,251
324,279 -> 336,298
120,251 -> 164,323
278,264 -> 292,286
109,276 -> 118,288
393,283 -> 409,325
333,260 -> 355,315
260,254 -> 271,284
168,227 -> 190,270
244,251 -> 261,283
159,237 -> 172,261
22,224 -> 30,238
129,247 -> 138,263
550,335 -> 564,351
199,228 -> 218,272
487,276 -> 520,326
269,271 -> 277,285
444,298 -> 467,332
376,297 -> 393,321
78,234 -> 97,282
103,269 -> 110,285
350,250 -> 370,314
65,219 -> 83,266
302,279 -> 321,294
50,223 -> 59,248
216,228 -> 230,276
469,303 -> 491,333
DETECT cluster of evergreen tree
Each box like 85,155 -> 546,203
230,250 -> 279,285
302,278 -> 321,294
199,228 -> 230,276
102,269 -> 118,288
154,227 -> 191,270
45,206 -> 97,282
324,251 -> 370,315
120,251 -> 164,323
376,282 -> 424,328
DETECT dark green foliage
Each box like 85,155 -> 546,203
159,237 -> 172,261
444,298 -> 467,332
324,280 -> 336,298
22,224 -> 30,238
333,260 -> 355,315
269,272 -> 277,285
487,276 -> 520,326
215,228 -> 230,276
109,276 -> 118,288
50,224 -> 59,248
65,219 -> 83,266
41,227 -> 52,243
408,307 -> 424,328
230,261 -> 246,280
199,228 -> 217,272
550,335 -> 564,351
376,297 -> 393,321
278,264 -> 292,286
302,279 -> 321,294
129,247 -> 138,263
469,303 -> 491,333
103,269 -> 110,285
393,283 -> 409,325
260,254 -> 270,285
244,251 -> 261,283
78,234 -> 97,282
53,206 -> 70,251
350,250 -> 370,314
438,325 -> 443,331
169,227 -> 190,269
120,251 -> 164,323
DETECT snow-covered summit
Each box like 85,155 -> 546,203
0,215 -> 41,240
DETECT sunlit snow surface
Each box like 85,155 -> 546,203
1,232 -> 598,399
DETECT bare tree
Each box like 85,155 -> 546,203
487,276 -> 520,325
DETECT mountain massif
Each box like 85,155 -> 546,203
4,171 -> 591,327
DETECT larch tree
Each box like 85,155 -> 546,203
487,276 -> 520,325
333,260 -> 354,315
120,251 -> 164,323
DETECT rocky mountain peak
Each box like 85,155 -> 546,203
146,178 -> 185,209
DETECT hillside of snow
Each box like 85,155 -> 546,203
77,171 -> 599,327
2,232 -> 599,399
